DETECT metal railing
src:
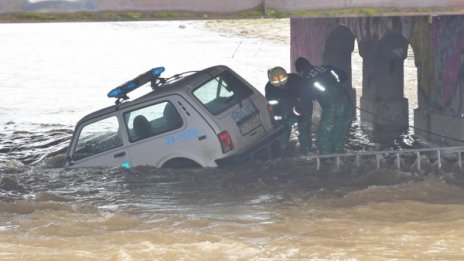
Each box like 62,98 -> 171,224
302,146 -> 464,171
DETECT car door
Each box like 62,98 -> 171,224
122,95 -> 220,167
67,115 -> 132,168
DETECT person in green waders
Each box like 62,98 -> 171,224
295,57 -> 355,155
265,66 -> 313,155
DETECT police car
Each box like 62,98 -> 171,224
64,65 -> 285,168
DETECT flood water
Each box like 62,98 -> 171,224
1,20 -> 464,260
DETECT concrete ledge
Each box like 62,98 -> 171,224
414,108 -> 464,146
1,0 -> 464,22
266,0 -> 464,11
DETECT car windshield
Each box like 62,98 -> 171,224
193,71 -> 253,115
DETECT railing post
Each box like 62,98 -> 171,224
416,151 -> 421,171
317,157 -> 320,171
437,150 -> 442,170
396,153 -> 401,170
376,153 -> 380,169
459,151 -> 462,169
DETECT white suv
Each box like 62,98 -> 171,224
64,65 -> 285,168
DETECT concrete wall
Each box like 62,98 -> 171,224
1,0 -> 262,14
93,0 -> 261,13
0,1 -> 22,13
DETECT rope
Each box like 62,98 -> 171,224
300,104 -> 464,144
355,105 -> 464,143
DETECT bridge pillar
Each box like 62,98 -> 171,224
358,33 -> 409,131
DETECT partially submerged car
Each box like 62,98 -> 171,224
64,65 -> 285,168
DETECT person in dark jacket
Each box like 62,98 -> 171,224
265,66 -> 313,155
295,57 -> 355,154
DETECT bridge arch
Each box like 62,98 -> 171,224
322,25 -> 356,92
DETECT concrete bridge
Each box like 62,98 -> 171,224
2,0 -> 464,145
1,1 -> 464,18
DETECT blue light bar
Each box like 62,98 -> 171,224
107,67 -> 165,99
151,67 -> 165,76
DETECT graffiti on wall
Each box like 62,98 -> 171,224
430,16 -> 464,108
398,15 -> 464,111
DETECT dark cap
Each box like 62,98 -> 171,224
295,57 -> 314,74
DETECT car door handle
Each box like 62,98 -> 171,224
114,152 -> 126,158
198,135 -> 207,141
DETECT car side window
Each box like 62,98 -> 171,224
193,71 -> 253,115
73,116 -> 123,161
124,101 -> 183,142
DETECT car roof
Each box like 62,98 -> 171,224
75,65 -> 230,125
